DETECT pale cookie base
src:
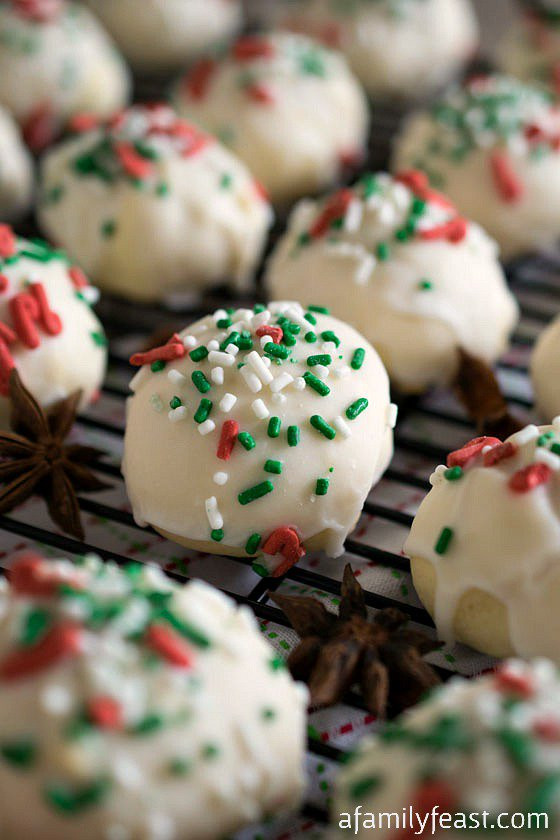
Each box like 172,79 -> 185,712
410,556 -> 515,658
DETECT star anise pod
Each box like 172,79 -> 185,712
454,347 -> 524,440
0,370 -> 111,540
270,564 -> 442,719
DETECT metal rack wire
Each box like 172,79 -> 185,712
1,96 -> 557,839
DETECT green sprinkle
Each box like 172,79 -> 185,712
194,398 -> 212,423
264,459 -> 283,475
552,443 -> 560,456
307,354 -> 332,367
267,416 -> 281,438
237,333 -> 253,351
101,219 -> 116,238
192,370 -> 211,394
297,232 -> 311,247
216,317 -> 232,329
321,330 -> 340,347
310,415 -> 336,440
418,279 -> 433,291
304,312 -> 317,325
133,713 -> 164,735
220,173 -> 233,189
305,331 -> 317,343
44,778 -> 111,814
169,396 -> 182,410
351,348 -> 365,370
346,398 -> 369,420
239,481 -> 274,505
360,172 -> 380,199
287,425 -> 300,447
376,242 -> 390,261
269,655 -> 286,671
202,743 -> 220,760
156,182 -> 169,197
189,345 -> 208,362
282,330 -> 297,347
315,478 -> 329,496
220,332 -> 239,351
265,342 -> 290,360
1,738 -> 37,768
159,609 -> 211,648
252,562 -> 269,577
20,608 -> 51,646
435,527 -> 454,555
538,432 -> 554,446
349,776 -> 382,800
308,305 -> 330,314
261,707 -> 276,722
238,432 -> 256,451
523,775 -> 560,816
90,331 -> 107,347
253,304 -> 266,313
151,360 -> 165,373
211,529 -> 224,542
303,371 -> 330,396
498,728 -> 533,769
245,533 -> 262,555
167,757 -> 191,776
444,466 -> 463,481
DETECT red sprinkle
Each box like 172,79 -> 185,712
12,0 -> 62,22
262,527 -> 305,577
68,266 -> 89,289
256,325 -> 283,344
9,283 -> 62,350
0,337 -> 15,396
394,779 -> 456,839
447,436 -> 501,469
129,334 -> 186,367
490,151 -> 524,203
233,36 -> 275,62
245,82 -> 275,105
253,179 -> 269,202
495,668 -> 534,699
533,717 -> 560,742
420,217 -> 468,244
310,188 -> 354,239
217,420 -> 239,461
87,696 -> 124,730
509,462 -> 552,493
145,624 -> 194,669
115,142 -> 154,180
0,274 -> 8,293
8,553 -> 82,598
184,59 -> 217,101
483,441 -> 518,467
67,113 -> 100,134
0,224 -> 16,259
395,169 -> 455,210
0,622 -> 82,681
21,102 -> 58,153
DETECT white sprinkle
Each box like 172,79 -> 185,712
182,335 -> 197,349
322,341 -> 337,355
150,394 -> 164,413
81,285 -> 100,305
240,366 -> 262,393
225,343 -> 240,357
168,406 -> 187,423
270,372 -> 294,393
252,399 -> 269,419
211,366 -> 224,385
247,350 -> 274,385
251,310 -> 271,328
509,425 -> 540,447
113,756 -> 144,790
272,393 -> 287,405
481,445 -> 493,454
334,365 -> 350,378
285,306 -> 310,329
41,684 -> 73,715
378,202 -> 397,226
205,496 -> 223,530
387,403 -> 398,429
536,448 -> 560,471
198,419 -> 216,436
314,364 -> 329,380
167,369 -> 187,386
344,199 -> 363,232
260,335 -> 271,350
213,471 -> 229,485
208,350 -> 235,367
207,339 -> 220,351
262,355 -> 271,368
429,464 -> 447,486
355,254 -> 376,286
213,309 -> 228,323
293,377 -> 306,391
333,416 -> 351,438
219,392 -> 237,412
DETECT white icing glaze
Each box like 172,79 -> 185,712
85,0 -> 243,74
172,31 -> 369,206
0,1 -> 130,126
405,425 -> 560,662
334,659 -> 560,839
0,106 -> 33,222
393,74 -> 560,259
531,312 -> 560,422
122,303 -> 394,571
0,552 -> 307,839
266,171 -> 517,393
38,104 -> 272,302
258,0 -> 478,100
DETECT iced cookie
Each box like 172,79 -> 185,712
173,32 -> 369,205
531,313 -> 560,421
122,302 -> 396,575
84,0 -> 243,75
0,0 -> 130,151
405,424 -> 560,662
0,105 -> 33,221
38,104 -> 272,302
0,551 -> 307,839
266,171 -> 518,394
0,224 -> 106,425
334,658 -> 560,839
257,0 -> 478,101
499,5 -> 560,95
393,74 -> 560,259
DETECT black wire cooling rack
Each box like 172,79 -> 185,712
1,88 -> 558,839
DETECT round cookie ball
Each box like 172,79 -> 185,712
404,424 -> 560,662
172,32 -> 369,206
0,0 -> 130,151
37,104 -> 272,303
0,105 -> 33,221
334,658 -> 560,839
0,224 -> 106,426
531,313 -> 560,420
266,171 -> 518,394
392,74 -> 560,260
122,302 -> 396,574
0,551 -> 307,839
84,0 -> 243,75
255,0 -> 478,101
499,6 -> 560,95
